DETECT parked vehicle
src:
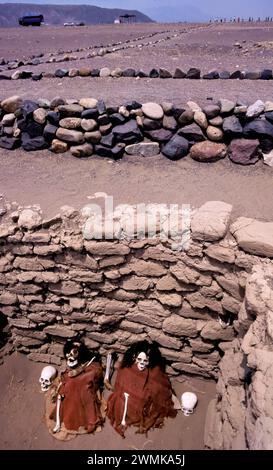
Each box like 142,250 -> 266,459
18,14 -> 44,26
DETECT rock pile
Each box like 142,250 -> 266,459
1,95 -> 273,164
2,67 -> 273,81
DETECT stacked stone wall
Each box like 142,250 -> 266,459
204,264 -> 273,450
1,96 -> 273,166
1,198 -> 273,381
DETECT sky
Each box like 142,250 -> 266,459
1,1 -> 273,22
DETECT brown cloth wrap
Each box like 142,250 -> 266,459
51,362 -> 103,433
107,363 -> 177,437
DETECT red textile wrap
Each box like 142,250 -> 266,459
107,364 -> 177,436
58,362 -> 103,433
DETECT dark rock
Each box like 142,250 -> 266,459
228,139 -> 260,165
22,135 -> 48,151
159,68 -> 172,78
178,123 -> 206,143
178,109 -> 194,126
145,128 -> 173,142
109,113 -> 126,126
261,69 -> 272,80
265,112 -> 273,123
17,119 -> 44,138
259,138 -> 273,153
0,136 -> 20,150
149,69 -> 159,78
202,70 -> 219,79
97,99 -> 106,115
106,106 -> 119,115
202,104 -> 220,119
243,119 -> 273,139
20,70 -> 33,79
186,68 -> 201,79
122,68 -> 136,77
162,135 -> 189,160
0,74 -> 11,80
55,69 -> 68,78
47,111 -> 60,126
81,108 -> 99,119
21,100 -> 39,119
32,73 -> 42,81
112,119 -> 142,143
90,69 -> 100,77
222,116 -> 243,137
43,124 -> 58,142
172,107 -> 186,120
143,119 -> 162,131
100,133 -> 115,148
123,100 -> 142,111
173,68 -> 186,79
229,70 -> 242,79
97,114 -> 110,126
94,144 -> 124,159
136,70 -> 148,78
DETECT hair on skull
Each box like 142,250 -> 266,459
121,340 -> 166,370
63,339 -> 101,367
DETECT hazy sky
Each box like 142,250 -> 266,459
1,1 -> 273,22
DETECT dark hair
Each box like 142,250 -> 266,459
63,339 -> 101,364
121,340 -> 165,370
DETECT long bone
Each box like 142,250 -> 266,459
104,352 -> 112,383
53,394 -> 62,433
121,392 -> 129,426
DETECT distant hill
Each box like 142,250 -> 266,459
0,3 -> 153,27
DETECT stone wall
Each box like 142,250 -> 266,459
204,264 -> 273,450
1,95 -> 273,166
1,197 -> 273,381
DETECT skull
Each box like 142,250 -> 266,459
181,392 -> 198,416
135,351 -> 149,372
39,365 -> 57,392
66,345 -> 80,368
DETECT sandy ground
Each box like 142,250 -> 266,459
0,22 -> 273,220
0,352 -> 215,450
0,148 -> 272,220
1,22 -> 273,452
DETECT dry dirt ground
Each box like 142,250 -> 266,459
0,21 -> 273,451
0,352 -> 215,450
0,22 -> 273,220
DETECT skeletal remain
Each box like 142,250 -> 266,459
66,345 -> 80,368
39,365 -> 57,392
121,392 -> 129,426
104,352 -> 113,390
135,351 -> 149,371
53,394 -> 62,433
181,392 -> 198,416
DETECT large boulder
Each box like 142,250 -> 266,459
191,201 -> 233,241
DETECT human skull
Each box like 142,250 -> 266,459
135,351 -> 149,371
181,392 -> 198,416
66,345 -> 80,368
39,365 -> 57,392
